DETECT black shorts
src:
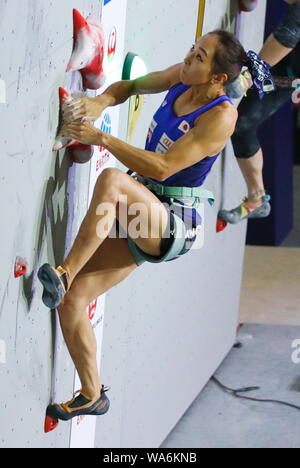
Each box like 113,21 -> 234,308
231,86 -> 293,159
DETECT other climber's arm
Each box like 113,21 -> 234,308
259,34 -> 295,67
226,3 -> 300,98
261,2 -> 300,66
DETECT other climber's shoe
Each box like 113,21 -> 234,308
38,264 -> 70,309
46,385 -> 111,422
218,195 -> 271,224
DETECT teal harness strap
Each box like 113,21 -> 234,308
140,177 -> 215,207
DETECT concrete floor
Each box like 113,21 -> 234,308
240,246 -> 300,326
161,324 -> 300,448
160,166 -> 300,449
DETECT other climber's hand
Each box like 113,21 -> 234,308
61,121 -> 107,146
62,97 -> 105,123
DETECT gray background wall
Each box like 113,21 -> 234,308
0,0 -> 267,448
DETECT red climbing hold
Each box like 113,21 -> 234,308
66,9 -> 106,90
53,88 -> 93,155
238,0 -> 258,12
44,414 -> 59,434
53,87 -> 75,151
59,86 -> 71,105
68,143 -> 94,164
216,219 -> 228,233
14,257 -> 28,278
72,7 -> 88,41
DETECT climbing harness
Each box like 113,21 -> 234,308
128,171 -> 215,210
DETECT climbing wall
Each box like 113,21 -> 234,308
0,0 -> 268,449
0,0 -> 103,448
95,0 -> 268,448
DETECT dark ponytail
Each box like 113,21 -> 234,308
207,29 -> 247,83
208,30 -> 275,99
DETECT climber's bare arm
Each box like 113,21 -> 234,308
63,63 -> 183,122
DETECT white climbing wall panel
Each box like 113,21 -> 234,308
0,0 -> 102,448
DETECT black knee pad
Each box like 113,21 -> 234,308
231,129 -> 261,159
232,86 -> 292,159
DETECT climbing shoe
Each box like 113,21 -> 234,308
218,195 -> 271,224
46,385 -> 111,422
38,264 -> 70,309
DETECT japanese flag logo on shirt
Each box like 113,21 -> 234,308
147,119 -> 158,143
178,120 -> 190,134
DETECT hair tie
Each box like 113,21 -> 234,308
245,50 -> 275,99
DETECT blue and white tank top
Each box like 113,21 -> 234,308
144,82 -> 232,187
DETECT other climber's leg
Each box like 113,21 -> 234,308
218,86 -> 292,224
219,148 -> 271,224
237,147 -> 266,201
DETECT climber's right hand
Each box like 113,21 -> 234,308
62,96 -> 106,123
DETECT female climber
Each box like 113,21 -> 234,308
38,30 -> 266,421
